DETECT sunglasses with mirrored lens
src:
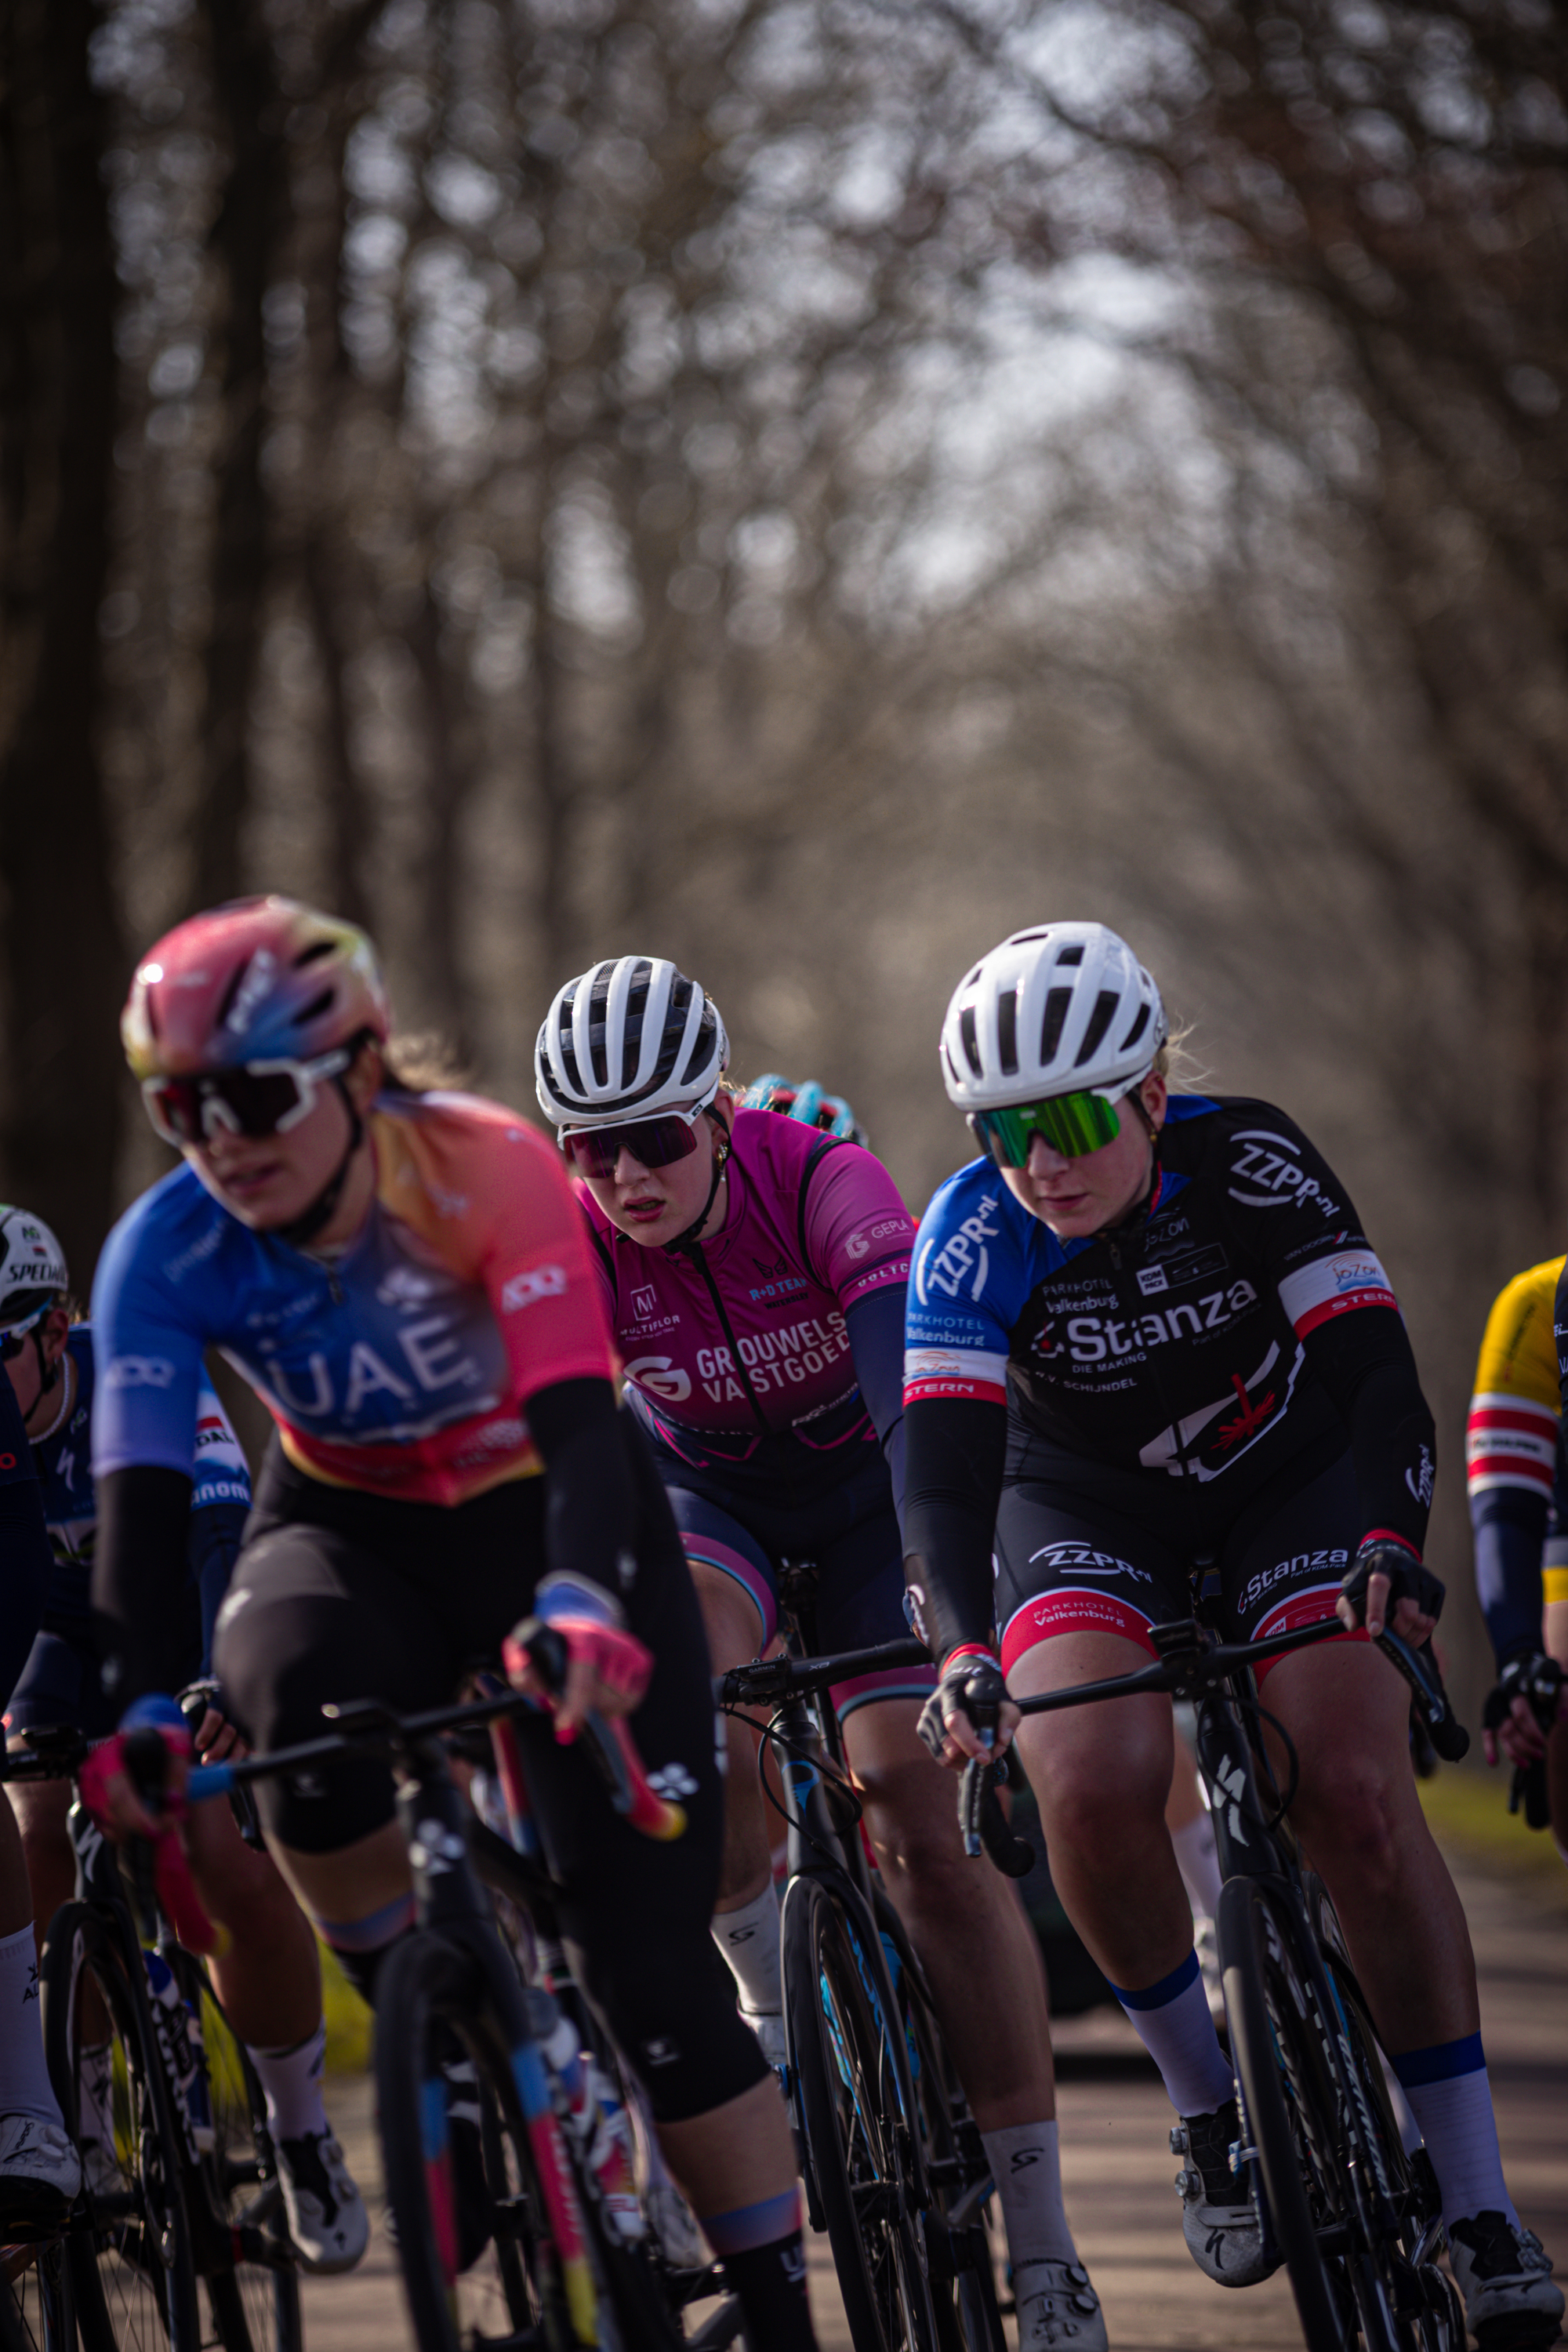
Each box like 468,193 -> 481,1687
975,1090 -> 1123,1167
561,1109 -> 708,1179
143,1049 -> 351,1148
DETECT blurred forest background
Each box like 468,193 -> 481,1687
3,0 -> 1566,1727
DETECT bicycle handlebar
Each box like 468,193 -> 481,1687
182,1682 -> 686,1842
716,1635 -> 930,1708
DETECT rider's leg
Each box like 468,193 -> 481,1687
185,1795 -> 320,2046
9,1775 -> 73,1961
1165,1738 -> 1222,1925
1262,1638 -> 1515,2219
1010,1629 -> 1234,2115
689,1560 -> 774,1906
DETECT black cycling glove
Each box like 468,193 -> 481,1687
1483,1652 -> 1563,1833
1340,1536 -> 1445,1629
917,1647 -> 1010,1761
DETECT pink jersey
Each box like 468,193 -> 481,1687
579,1111 -> 914,1465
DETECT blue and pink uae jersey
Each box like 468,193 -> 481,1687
578,1110 -> 915,1475
91,1090 -> 616,1506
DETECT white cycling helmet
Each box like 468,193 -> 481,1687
535,956 -> 729,1127
0,1207 -> 69,1330
940,922 -> 1166,1111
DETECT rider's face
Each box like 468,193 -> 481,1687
187,1080 -> 356,1233
578,1112 -> 729,1250
2,1306 -> 70,1422
998,1074 -> 1166,1240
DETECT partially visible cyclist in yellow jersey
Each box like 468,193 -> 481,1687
1467,1259 -> 1568,1858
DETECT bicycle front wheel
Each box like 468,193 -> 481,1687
187,1966 -> 303,2352
0,2236 -> 74,2352
783,1877 -> 939,2352
40,1903 -> 203,2352
376,1929 -> 582,2352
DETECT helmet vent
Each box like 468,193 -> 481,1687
996,987 -> 1018,1076
1040,987 -> 1073,1065
1120,1001 -> 1151,1051
296,989 -> 334,1028
293,940 -> 336,969
215,960 -> 252,1030
1055,944 -> 1083,966
958,1004 -> 981,1075
1075,990 -> 1120,1066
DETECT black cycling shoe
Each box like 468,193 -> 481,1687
1171,2099 -> 1275,2288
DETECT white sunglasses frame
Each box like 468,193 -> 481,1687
142,1047 -> 354,1147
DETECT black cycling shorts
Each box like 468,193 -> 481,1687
214,1416 -> 766,2123
652,1446 -> 935,1722
994,1444 -> 1367,1685
7,1624 -> 118,1742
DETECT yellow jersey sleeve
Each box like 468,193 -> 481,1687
1466,1257 -> 1565,1513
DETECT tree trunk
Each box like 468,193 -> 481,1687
407,586 -> 477,1053
189,0 -> 290,909
0,0 -> 125,1286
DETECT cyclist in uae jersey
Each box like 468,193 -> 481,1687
89,898 -> 819,2352
1466,1260 -> 1568,1857
536,960 -> 1104,2352
906,921 -> 1560,2344
0,1207 -> 373,2266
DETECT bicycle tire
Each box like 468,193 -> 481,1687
783,1876 -> 940,2352
183,1963 -> 303,2352
1218,1875 -> 1350,2352
40,1902 -> 204,2352
376,1928 -> 592,2352
0,2236 -> 74,2352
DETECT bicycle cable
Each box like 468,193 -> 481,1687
731,1701 -> 867,1872
1234,1691 -> 1300,1832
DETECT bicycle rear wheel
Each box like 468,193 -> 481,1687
376,1929 -> 585,2352
783,1877 -> 939,2352
40,1903 -> 203,2352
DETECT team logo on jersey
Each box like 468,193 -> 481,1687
1028,1540 -> 1151,1585
499,1265 -> 567,1312
915,1192 -> 1003,1307
630,1284 -> 658,1322
104,1356 -> 176,1389
1405,1443 -> 1435,1507
1228,1131 -> 1341,1219
845,1231 -> 871,1259
623,1355 -> 692,1403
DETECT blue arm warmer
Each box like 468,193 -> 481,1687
1471,1484 -> 1546,1668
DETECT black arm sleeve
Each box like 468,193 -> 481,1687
189,1501 -> 251,1677
1302,1308 -> 1436,1554
845,1287 -> 906,1527
527,1375 -> 639,1599
93,1465 -> 195,1706
901,1395 -> 1009,1664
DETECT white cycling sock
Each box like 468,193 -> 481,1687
247,2020 -> 329,2145
981,2119 -> 1079,2267
1170,1813 -> 1223,1925
1392,2038 -> 1516,2230
1109,1949 -> 1234,2118
711,1883 -> 782,2016
0,1923 -> 63,2127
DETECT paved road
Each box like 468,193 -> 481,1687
305,1838 -> 1566,2350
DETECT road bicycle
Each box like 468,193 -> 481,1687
962,1599 -> 1473,2352
183,1667 -> 742,2352
717,1573 -> 1006,2352
0,1726 -> 302,2352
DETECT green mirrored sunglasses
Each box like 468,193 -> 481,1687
974,1090 -> 1122,1166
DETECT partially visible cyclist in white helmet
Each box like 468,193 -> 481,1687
904,920 -> 1560,2345
539,957 -> 1103,2350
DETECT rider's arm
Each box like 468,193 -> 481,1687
1472,1488 -> 1550,1668
1300,1307 -> 1436,1555
844,1287 -> 907,1517
901,1396 -> 1008,1662
527,1374 -> 638,1596
0,1370 -> 54,1708
93,1465 -> 195,1703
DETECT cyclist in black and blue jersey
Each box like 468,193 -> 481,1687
905,922 -> 1561,2347
0,1204 -> 369,2272
0,1214 -> 79,2220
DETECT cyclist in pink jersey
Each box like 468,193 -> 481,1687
537,957 -> 1105,2351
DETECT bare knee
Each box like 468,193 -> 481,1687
1293,1760 -> 1405,1887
